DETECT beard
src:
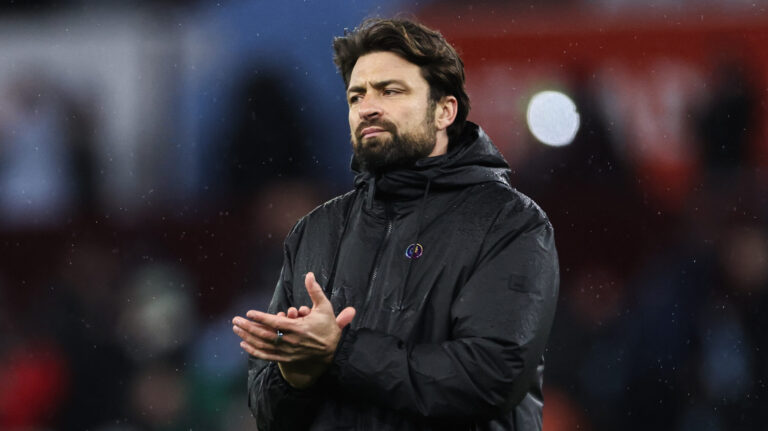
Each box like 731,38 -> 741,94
351,107 -> 436,175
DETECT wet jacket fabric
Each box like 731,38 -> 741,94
248,122 -> 559,430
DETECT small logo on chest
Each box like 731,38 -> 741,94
405,243 -> 424,259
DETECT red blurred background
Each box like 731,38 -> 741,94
0,1 -> 766,430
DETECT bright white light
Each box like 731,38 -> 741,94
526,90 -> 580,147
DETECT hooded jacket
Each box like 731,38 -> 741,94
248,122 -> 559,430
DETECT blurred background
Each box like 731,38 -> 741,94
0,1 -> 766,430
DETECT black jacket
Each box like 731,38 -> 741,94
248,122 -> 559,430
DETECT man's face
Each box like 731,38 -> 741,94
347,51 -> 438,173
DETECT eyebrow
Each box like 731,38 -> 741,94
347,79 -> 409,96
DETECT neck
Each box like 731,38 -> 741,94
429,130 -> 449,157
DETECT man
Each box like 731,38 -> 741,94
232,18 -> 559,430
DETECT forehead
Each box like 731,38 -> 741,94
348,51 -> 425,88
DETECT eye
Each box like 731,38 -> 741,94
348,94 -> 361,104
383,88 -> 401,96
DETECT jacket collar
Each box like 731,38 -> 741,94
352,121 -> 511,203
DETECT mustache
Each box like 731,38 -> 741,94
355,119 -> 397,141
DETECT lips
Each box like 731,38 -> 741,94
356,120 -> 396,142
361,127 -> 386,138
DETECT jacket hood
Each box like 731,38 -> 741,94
352,122 -> 511,200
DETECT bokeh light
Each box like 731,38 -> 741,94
526,90 -> 580,147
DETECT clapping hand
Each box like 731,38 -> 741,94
233,272 -> 356,388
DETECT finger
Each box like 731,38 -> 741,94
298,306 -> 311,317
232,321 -> 277,345
239,341 -> 293,362
245,310 -> 300,332
232,319 -> 305,354
233,318 -> 313,352
287,307 -> 298,319
233,316 -> 277,331
233,316 -> 287,343
305,272 -> 330,309
233,316 -> 275,332
336,306 -> 357,329
277,311 -> 286,317
233,325 -> 303,356
233,326 -> 283,352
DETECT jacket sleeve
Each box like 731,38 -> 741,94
247,220 -> 324,431
329,201 -> 559,418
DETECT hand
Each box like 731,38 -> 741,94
275,303 -> 314,387
278,305 -> 311,319
233,272 -> 356,388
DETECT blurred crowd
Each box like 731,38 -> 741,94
522,64 -> 768,430
1,1 -> 767,431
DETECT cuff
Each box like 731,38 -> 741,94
266,361 -> 319,397
325,326 -> 357,383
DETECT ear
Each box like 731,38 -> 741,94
434,95 -> 458,132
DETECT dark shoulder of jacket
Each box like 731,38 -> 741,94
282,189 -> 358,251
487,185 -> 554,235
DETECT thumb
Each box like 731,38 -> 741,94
335,307 -> 356,329
305,272 -> 330,309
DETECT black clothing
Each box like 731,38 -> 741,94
248,122 -> 559,430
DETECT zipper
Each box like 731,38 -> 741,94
359,202 -> 393,323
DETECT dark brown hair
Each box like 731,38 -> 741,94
333,18 -> 470,140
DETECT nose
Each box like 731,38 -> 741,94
357,95 -> 382,121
